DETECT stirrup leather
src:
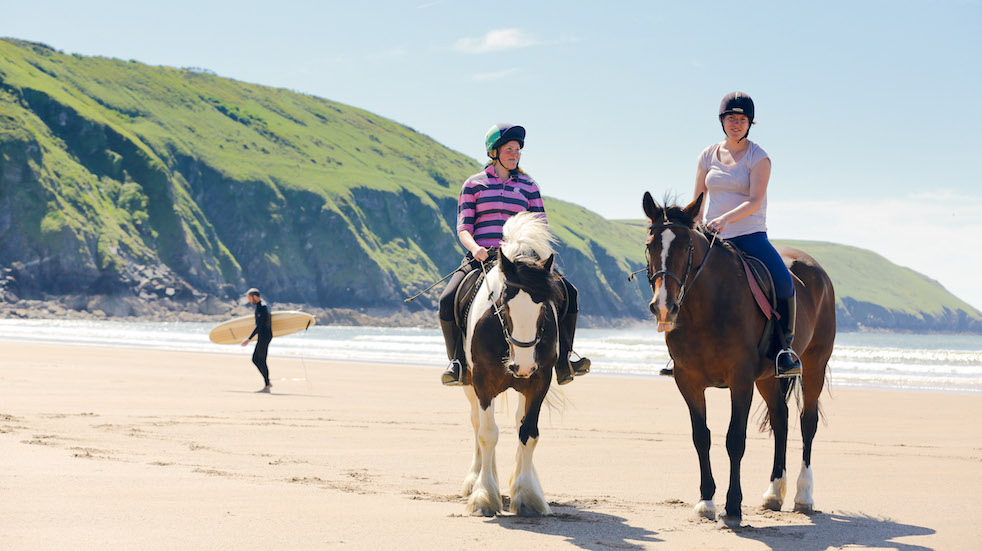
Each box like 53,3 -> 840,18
659,358 -> 675,377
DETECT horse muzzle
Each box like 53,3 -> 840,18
507,363 -> 538,378
649,300 -> 679,332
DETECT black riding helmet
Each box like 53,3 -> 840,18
718,92 -> 754,142
485,123 -> 525,160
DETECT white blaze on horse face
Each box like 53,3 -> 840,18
507,290 -> 542,377
654,230 -> 676,323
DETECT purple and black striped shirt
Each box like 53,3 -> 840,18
456,165 -> 547,248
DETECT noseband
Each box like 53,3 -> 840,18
481,260 -> 544,350
629,222 -> 717,311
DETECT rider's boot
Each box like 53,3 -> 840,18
440,318 -> 469,386
555,312 -> 590,385
775,295 -> 802,378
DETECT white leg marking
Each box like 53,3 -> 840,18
793,461 -> 815,513
508,393 -> 550,516
509,435 -> 551,516
465,398 -> 501,516
461,385 -> 481,497
656,231 -> 676,319
761,469 -> 787,510
694,499 -> 716,520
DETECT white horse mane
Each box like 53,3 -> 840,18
500,212 -> 556,261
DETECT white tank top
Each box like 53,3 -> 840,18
698,141 -> 769,239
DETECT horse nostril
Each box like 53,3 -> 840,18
649,302 -> 658,316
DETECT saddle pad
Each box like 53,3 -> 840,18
740,256 -> 779,321
454,269 -> 484,329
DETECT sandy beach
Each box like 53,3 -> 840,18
1,342 -> 979,550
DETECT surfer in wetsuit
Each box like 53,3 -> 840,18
241,288 -> 273,393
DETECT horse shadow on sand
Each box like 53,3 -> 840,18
489,498 -> 662,550
732,509 -> 936,551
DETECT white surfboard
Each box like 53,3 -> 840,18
208,310 -> 316,344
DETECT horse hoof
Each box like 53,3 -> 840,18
793,502 -> 815,514
761,496 -> 783,511
718,514 -> 742,529
694,500 -> 716,520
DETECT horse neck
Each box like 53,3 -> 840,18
679,230 -> 747,308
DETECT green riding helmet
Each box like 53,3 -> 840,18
484,123 -> 526,158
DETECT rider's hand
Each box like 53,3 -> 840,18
472,247 -> 489,262
707,215 -> 728,234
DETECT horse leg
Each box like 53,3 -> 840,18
683,387 -> 717,520
509,389 -> 552,516
461,385 -> 482,497
465,394 -> 502,516
720,381 -> 755,528
756,376 -> 790,511
794,348 -> 829,514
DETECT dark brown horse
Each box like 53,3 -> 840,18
460,212 -> 564,517
641,192 -> 836,527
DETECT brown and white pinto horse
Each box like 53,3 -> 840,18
641,192 -> 836,527
461,212 -> 564,517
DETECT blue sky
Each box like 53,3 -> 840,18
4,1 -> 982,310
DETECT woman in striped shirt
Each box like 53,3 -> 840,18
438,123 -> 590,387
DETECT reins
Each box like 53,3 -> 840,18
628,223 -> 718,311
481,257 -> 542,350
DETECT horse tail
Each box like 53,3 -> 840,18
542,383 -> 568,418
501,211 -> 556,261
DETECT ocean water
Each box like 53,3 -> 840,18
0,319 -> 980,394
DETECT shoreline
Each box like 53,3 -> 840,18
3,296 -> 981,335
1,342 -> 978,549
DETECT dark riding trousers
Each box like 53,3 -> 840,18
726,232 -> 794,299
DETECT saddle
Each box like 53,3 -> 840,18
735,250 -> 781,359
452,257 -> 569,331
454,268 -> 486,329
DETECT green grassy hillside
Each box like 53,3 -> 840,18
0,38 -> 643,317
615,219 -> 980,331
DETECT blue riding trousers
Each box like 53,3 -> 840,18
725,232 -> 795,299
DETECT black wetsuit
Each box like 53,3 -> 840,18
249,301 -> 273,386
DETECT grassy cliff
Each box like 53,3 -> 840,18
0,38 -> 642,318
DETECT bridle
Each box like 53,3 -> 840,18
480,258 -> 544,350
628,222 -> 718,311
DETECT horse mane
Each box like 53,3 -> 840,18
648,195 -> 717,243
500,212 -> 563,304
501,212 -> 556,261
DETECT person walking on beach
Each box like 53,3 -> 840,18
241,288 -> 273,392
438,123 -> 591,387
664,92 -> 800,378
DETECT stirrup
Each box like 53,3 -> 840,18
775,349 -> 802,379
659,358 -> 675,377
441,359 -> 467,386
570,352 -> 591,376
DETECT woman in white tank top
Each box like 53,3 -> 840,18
689,92 -> 801,378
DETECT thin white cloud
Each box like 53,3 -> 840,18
767,195 -> 982,310
472,68 -> 519,80
455,29 -> 537,54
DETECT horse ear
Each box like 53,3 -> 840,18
643,192 -> 659,221
542,254 -> 555,273
684,193 -> 704,221
499,252 -> 517,279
